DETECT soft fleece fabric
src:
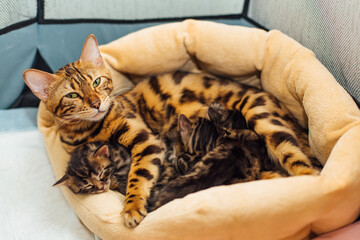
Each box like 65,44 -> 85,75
38,20 -> 360,240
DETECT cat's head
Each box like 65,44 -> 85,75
53,143 -> 115,194
207,102 -> 247,129
178,114 -> 218,155
23,35 -> 114,122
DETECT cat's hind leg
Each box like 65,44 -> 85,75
223,85 -> 321,176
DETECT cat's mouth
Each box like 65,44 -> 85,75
94,184 -> 110,194
88,101 -> 111,121
89,103 -> 111,121
92,110 -> 107,120
94,189 -> 109,194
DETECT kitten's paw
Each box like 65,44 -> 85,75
121,205 -> 147,228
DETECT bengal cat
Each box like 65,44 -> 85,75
23,34 -> 322,227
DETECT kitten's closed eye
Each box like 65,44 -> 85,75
83,184 -> 94,190
104,165 -> 113,170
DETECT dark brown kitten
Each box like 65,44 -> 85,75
53,141 -> 131,194
147,105 -> 282,211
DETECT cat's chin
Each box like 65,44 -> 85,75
86,101 -> 111,122
88,110 -> 107,122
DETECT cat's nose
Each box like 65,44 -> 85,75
97,183 -> 104,190
91,99 -> 101,109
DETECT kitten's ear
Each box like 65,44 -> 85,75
208,106 -> 221,121
94,145 -> 110,158
23,69 -> 56,102
80,34 -> 103,67
178,114 -> 192,133
53,174 -> 69,187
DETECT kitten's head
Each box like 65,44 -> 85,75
208,102 -> 247,129
178,114 -> 218,155
23,35 -> 115,122
54,142 -> 115,194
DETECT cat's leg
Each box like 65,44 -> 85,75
290,123 -> 323,170
115,119 -> 165,228
260,171 -> 284,179
222,84 -> 321,176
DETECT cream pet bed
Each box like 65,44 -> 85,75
38,20 -> 360,240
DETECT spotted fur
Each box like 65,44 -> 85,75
24,35 -> 322,228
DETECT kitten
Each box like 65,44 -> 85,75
25,34 -> 321,227
53,141 -> 131,195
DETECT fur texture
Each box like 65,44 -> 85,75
24,34 -> 322,228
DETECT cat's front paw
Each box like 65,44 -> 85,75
121,203 -> 147,228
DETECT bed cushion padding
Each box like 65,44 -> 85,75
38,20 -> 360,240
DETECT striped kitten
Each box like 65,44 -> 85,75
24,34 -> 322,227
53,141 -> 131,195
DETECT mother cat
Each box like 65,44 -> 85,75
23,35 -> 321,228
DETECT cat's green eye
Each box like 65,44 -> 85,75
66,92 -> 79,98
93,78 -> 101,88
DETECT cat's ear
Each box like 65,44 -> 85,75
23,69 -> 56,102
178,114 -> 192,133
53,174 -> 69,187
94,145 -> 110,158
80,34 -> 103,67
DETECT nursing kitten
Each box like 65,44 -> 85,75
53,141 -> 131,195
148,107 -> 282,211
24,34 -> 321,227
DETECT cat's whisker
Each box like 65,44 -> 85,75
55,113 -> 84,130
103,85 -> 124,103
109,89 -> 132,99
57,113 -> 73,118
57,110 -> 96,122
107,84 -> 130,96
102,87 -> 133,107
109,86 -> 133,98
56,118 -> 74,131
